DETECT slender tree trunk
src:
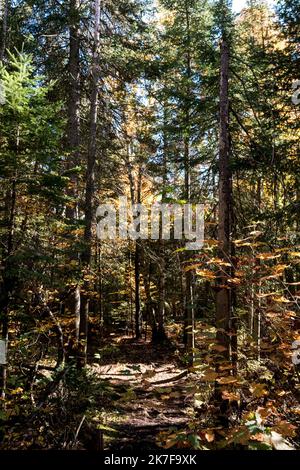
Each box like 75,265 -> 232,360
0,0 -> 9,62
0,130 -> 20,399
129,249 -> 134,336
0,181 -> 15,399
66,0 -> 81,344
77,0 -> 101,368
157,261 -> 166,341
134,167 -> 142,339
0,125 -> 19,398
216,36 -> 231,362
182,0 -> 195,364
140,248 -> 158,340
184,136 -> 195,360
96,241 -> 104,330
230,194 -> 237,374
67,0 -> 80,209
134,242 -> 141,339
126,148 -> 143,340
156,105 -> 168,342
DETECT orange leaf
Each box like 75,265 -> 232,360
222,390 -> 240,401
205,430 -> 215,442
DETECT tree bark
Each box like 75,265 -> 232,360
66,0 -> 81,344
134,167 -> 142,339
134,242 -> 141,339
0,125 -> 19,398
0,0 -> 9,62
77,0 -> 101,368
66,0 -> 80,206
156,105 -> 168,342
216,36 -> 231,362
140,254 -> 158,340
183,0 -> 195,364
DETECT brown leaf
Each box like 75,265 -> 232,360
211,344 -> 228,352
273,421 -> 297,438
201,370 -> 219,382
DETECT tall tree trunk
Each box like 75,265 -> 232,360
183,137 -> 195,360
140,251 -> 157,340
126,148 -> 142,340
134,167 -> 142,339
0,0 -> 9,61
67,0 -> 80,221
77,0 -> 101,368
0,182 -> 16,398
156,105 -> 168,342
67,0 -> 81,344
134,242 -> 141,339
129,249 -> 134,336
0,126 -> 19,398
183,0 -> 195,364
216,36 -> 231,363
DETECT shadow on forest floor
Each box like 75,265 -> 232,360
92,333 -> 177,365
89,335 -> 194,451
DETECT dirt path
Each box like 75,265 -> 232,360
91,336 -> 193,451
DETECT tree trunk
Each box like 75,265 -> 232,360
66,0 -> 80,217
216,36 -> 231,363
183,0 -> 195,364
0,124 -> 19,398
135,241 -> 141,339
156,105 -> 168,343
0,0 -> 9,62
77,0 -> 101,368
134,167 -> 142,339
140,248 -> 158,340
0,179 -> 16,399
66,0 -> 81,345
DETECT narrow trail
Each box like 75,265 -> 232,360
91,336 -> 194,451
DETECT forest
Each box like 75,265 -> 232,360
0,0 -> 300,454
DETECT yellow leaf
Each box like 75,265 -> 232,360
272,296 -> 291,304
249,231 -> 262,237
256,292 -> 278,298
161,395 -> 170,401
11,387 -> 23,395
217,377 -> 238,385
250,383 -> 268,398
196,269 -> 216,279
228,278 -> 242,285
184,263 -> 201,272
209,257 -> 231,267
256,253 -> 281,260
204,239 -> 218,246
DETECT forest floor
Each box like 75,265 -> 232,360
90,335 -> 197,451
2,329 -> 300,450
